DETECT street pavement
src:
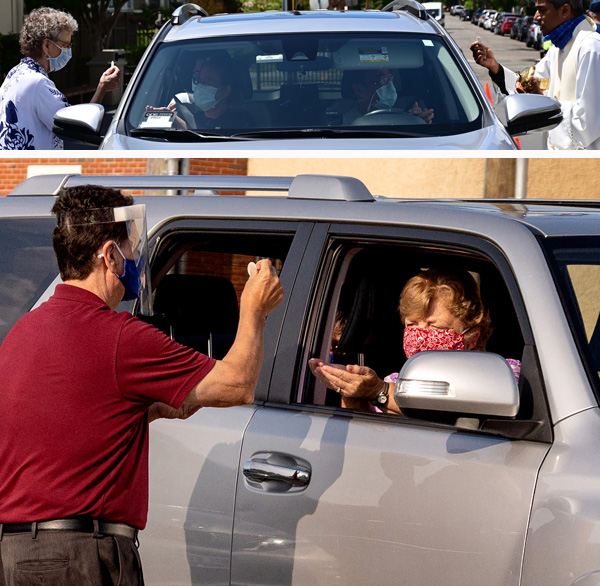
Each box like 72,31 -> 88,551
445,14 -> 545,149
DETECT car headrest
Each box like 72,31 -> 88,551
153,274 -> 239,336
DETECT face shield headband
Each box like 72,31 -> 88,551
59,204 -> 153,316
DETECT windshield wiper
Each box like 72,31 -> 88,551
129,128 -> 256,141
230,128 -> 430,139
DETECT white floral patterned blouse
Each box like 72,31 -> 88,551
0,57 -> 70,150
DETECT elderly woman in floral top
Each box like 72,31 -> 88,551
310,267 -> 521,414
0,7 -> 120,150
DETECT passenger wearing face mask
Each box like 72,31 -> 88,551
330,68 -> 434,125
146,54 -> 253,131
0,7 -> 120,150
309,268 -> 520,414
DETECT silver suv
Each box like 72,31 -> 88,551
54,1 -> 562,150
5,173 -> 600,585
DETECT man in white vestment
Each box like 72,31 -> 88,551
470,0 -> 600,150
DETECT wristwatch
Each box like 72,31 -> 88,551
370,382 -> 389,406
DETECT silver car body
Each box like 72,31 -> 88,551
54,4 -> 562,150
3,174 -> 600,586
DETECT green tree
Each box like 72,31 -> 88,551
25,0 -> 132,56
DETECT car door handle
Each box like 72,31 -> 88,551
243,459 -> 311,487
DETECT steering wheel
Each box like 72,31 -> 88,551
173,95 -> 199,128
352,108 -> 427,126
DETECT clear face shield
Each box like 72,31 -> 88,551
112,204 -> 152,316
60,203 -> 152,316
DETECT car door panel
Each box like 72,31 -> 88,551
143,406 -> 258,586
231,224 -> 552,585
232,407 -> 550,586
141,219 -> 317,584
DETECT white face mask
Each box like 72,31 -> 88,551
375,81 -> 397,109
48,41 -> 72,73
192,82 -> 219,112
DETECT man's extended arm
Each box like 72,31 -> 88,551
183,259 -> 284,407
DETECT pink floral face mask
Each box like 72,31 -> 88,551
403,327 -> 466,359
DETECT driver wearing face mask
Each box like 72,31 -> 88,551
146,54 -> 253,131
332,68 -> 434,125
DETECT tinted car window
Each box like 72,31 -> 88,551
0,218 -> 58,344
127,32 -> 483,140
546,237 -> 600,384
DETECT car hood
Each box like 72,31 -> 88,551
100,126 -> 516,150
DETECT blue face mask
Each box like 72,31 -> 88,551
48,41 -> 72,73
376,81 -> 398,109
114,243 -> 142,301
192,81 -> 220,112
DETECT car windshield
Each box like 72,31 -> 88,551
0,218 -> 58,345
545,237 -> 600,389
126,32 -> 483,140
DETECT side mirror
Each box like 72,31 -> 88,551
53,104 -> 105,146
501,93 -> 562,136
393,351 -> 519,417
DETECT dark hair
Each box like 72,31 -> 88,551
51,185 -> 133,281
197,54 -> 243,103
545,0 -> 584,16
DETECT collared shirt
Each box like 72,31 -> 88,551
0,57 -> 69,150
0,284 -> 216,528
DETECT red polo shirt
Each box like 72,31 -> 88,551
0,284 -> 216,529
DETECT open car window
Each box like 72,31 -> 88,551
298,241 -> 536,434
141,230 -> 290,359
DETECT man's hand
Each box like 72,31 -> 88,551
516,78 -> 544,95
240,259 -> 284,322
470,40 -> 501,75
182,259 -> 284,408
149,402 -> 202,423
409,102 -> 434,124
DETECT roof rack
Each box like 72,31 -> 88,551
171,3 -> 209,25
381,0 -> 428,20
8,174 -> 375,202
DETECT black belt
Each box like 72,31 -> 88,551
0,518 -> 138,541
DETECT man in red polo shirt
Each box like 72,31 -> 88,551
0,185 -> 284,586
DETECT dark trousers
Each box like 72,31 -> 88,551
0,531 -> 144,586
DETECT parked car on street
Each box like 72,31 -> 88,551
495,14 -> 519,35
460,8 -> 473,21
450,4 -> 464,15
53,1 -> 563,151
517,15 -> 534,41
471,7 -> 484,24
510,16 -> 524,39
483,10 -> 498,29
6,171 -> 600,586
527,21 -> 543,49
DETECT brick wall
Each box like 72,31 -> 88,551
0,158 -> 248,196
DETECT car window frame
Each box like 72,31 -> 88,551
540,235 -> 600,404
142,217 -> 317,402
267,222 -> 552,442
